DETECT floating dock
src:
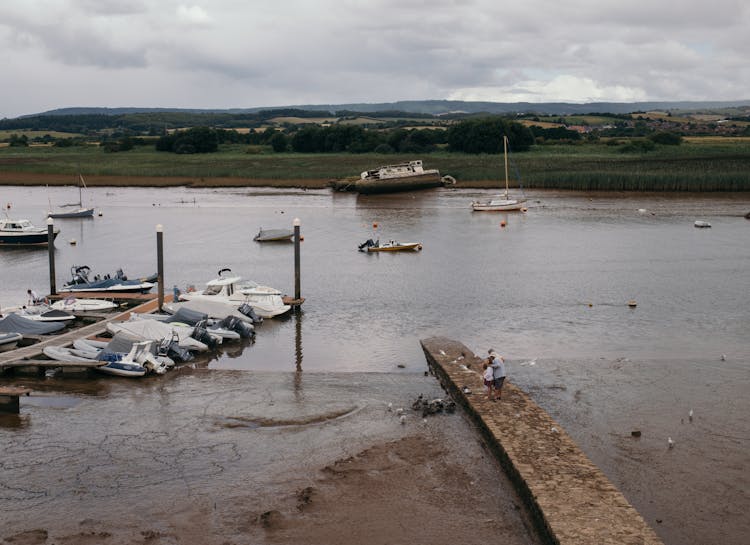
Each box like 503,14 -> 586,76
421,337 -> 663,545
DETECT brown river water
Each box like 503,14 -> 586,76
1,185 -> 749,545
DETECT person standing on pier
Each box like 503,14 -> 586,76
488,349 -> 506,400
482,361 -> 495,401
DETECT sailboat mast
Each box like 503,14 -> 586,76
503,135 -> 509,199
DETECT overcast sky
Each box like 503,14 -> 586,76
2,0 -> 749,118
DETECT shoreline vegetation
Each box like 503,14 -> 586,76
1,139 -> 750,191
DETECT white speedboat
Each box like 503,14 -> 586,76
0,217 -> 59,246
182,268 -> 291,318
51,297 -> 118,314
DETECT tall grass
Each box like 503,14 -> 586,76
1,140 -> 749,191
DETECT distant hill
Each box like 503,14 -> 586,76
29,99 -> 750,118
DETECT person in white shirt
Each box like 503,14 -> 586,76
482,361 -> 495,401
488,349 -> 506,400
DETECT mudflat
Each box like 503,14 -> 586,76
0,370 -> 542,545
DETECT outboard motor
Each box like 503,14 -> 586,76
220,316 -> 255,339
358,238 -> 376,251
192,325 -> 218,350
237,303 -> 262,324
166,341 -> 193,363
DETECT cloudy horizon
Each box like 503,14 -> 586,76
2,0 -> 749,118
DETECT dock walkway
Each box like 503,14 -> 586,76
421,337 -> 663,545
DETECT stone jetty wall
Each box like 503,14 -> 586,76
420,337 -> 663,545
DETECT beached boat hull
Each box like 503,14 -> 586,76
253,228 -> 294,242
356,172 -> 444,194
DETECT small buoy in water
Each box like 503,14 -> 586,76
69,239 -> 77,245
500,221 -> 506,228
299,235 -> 304,241
720,354 -> 726,361
628,300 -> 637,308
631,430 -> 642,437
521,207 -> 528,212
638,208 -> 647,213
98,211 -> 103,216
372,222 -> 378,229
587,302 -> 593,308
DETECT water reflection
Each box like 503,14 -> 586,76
294,308 -> 303,396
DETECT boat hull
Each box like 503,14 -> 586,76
254,229 -> 294,242
0,332 -> 22,352
366,242 -> 422,252
355,172 -> 444,194
48,208 -> 95,219
471,198 -> 527,212
0,231 -> 59,246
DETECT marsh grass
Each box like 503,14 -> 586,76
1,140 -> 749,191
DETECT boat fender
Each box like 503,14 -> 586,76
417,244 -> 423,251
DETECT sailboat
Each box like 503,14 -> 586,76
471,135 -> 527,212
47,174 -> 95,218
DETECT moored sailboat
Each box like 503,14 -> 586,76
471,136 -> 527,212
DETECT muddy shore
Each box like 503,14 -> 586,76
0,370 -> 543,545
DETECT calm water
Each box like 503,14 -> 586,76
1,185 -> 749,544
1,185 -> 748,369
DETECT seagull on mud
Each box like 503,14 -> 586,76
400,415 -> 406,425
387,403 -> 393,412
668,437 -> 675,449
439,350 -> 447,356
688,409 -> 694,422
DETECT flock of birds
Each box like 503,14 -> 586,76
387,394 -> 457,425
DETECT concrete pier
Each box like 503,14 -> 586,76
421,337 -> 663,545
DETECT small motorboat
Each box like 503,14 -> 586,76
60,265 -> 156,293
0,217 -> 59,246
253,227 -> 294,242
0,332 -> 22,352
694,220 -> 712,228
358,238 -> 423,252
51,297 -> 118,314
4,304 -> 76,323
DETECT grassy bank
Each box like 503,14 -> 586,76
1,139 -> 749,191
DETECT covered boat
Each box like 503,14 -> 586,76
0,313 -> 66,336
51,297 -> 118,314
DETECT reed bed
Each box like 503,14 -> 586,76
1,141 -> 749,191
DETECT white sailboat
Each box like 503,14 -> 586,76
471,135 -> 527,212
47,174 -> 95,218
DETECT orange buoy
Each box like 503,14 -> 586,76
521,207 -> 528,212
373,222 -> 378,229
500,220 -> 506,228
299,235 -> 304,241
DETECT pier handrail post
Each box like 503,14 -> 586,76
156,224 -> 164,311
47,218 -> 56,295
293,218 -> 301,301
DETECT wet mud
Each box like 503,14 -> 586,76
1,370 -> 542,545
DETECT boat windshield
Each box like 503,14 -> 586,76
203,285 -> 223,295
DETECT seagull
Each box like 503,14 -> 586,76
720,354 -> 727,361
456,356 -> 464,361
462,386 -> 471,394
395,408 -> 404,416
668,437 -> 675,449
399,415 -> 406,424
550,427 -> 559,434
688,409 -> 694,422
387,403 -> 393,412
439,350 -> 446,356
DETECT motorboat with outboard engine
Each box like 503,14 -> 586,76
61,265 -> 156,293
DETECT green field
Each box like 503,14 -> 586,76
1,139 -> 749,191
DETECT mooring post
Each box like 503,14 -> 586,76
47,217 -> 56,295
293,217 -> 301,301
156,223 -> 164,311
